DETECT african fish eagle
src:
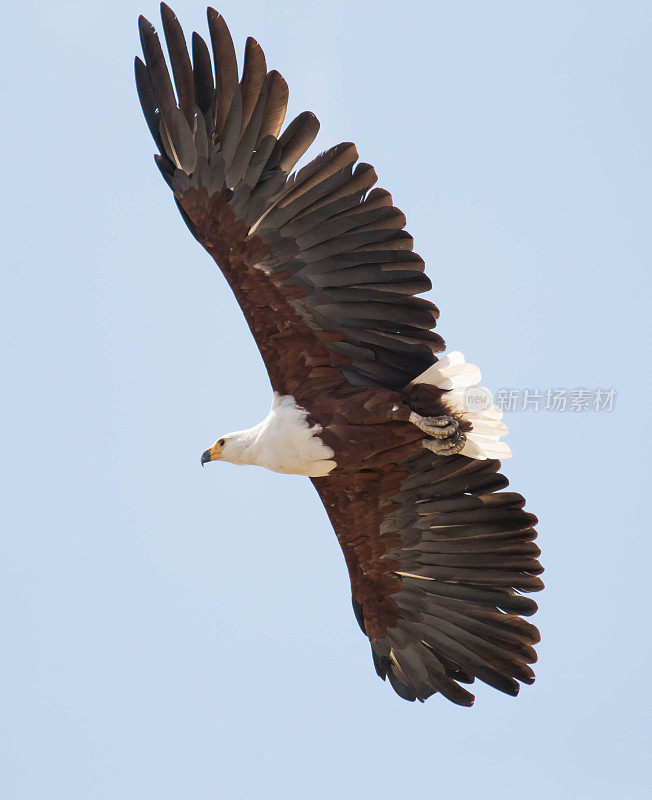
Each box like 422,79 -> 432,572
135,4 -> 543,705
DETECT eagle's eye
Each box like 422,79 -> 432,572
218,439 -> 225,447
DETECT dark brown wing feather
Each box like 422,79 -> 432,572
175,187 -> 353,400
135,5 -> 443,398
312,453 -> 542,705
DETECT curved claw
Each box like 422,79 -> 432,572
410,412 -> 460,439
428,419 -> 459,439
422,431 -> 467,456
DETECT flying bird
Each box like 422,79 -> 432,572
135,3 -> 543,704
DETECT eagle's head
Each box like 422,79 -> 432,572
201,432 -> 256,467
200,438 -> 226,466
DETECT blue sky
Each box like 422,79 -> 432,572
3,1 -> 651,797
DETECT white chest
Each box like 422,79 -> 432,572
226,394 -> 337,477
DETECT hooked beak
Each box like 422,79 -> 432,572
200,448 -> 212,467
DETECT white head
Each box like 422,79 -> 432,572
200,430 -> 256,467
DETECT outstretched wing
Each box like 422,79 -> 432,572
312,452 -> 542,705
136,5 -> 444,403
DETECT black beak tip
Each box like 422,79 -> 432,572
200,449 -> 211,467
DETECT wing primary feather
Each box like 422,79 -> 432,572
277,111 -> 321,173
239,37 -> 267,133
258,70 -> 289,144
226,74 -> 270,188
138,15 -> 196,173
160,3 -> 196,128
134,56 -> 163,151
207,7 -> 238,135
191,32 -> 214,115
219,85 -> 243,176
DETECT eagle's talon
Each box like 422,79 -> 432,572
410,413 -> 465,455
430,420 -> 459,439
410,412 -> 459,439
422,430 -> 467,456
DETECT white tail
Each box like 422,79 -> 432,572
411,351 -> 512,461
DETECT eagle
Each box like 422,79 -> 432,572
135,4 -> 543,705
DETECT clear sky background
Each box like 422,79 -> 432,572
3,1 -> 651,797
